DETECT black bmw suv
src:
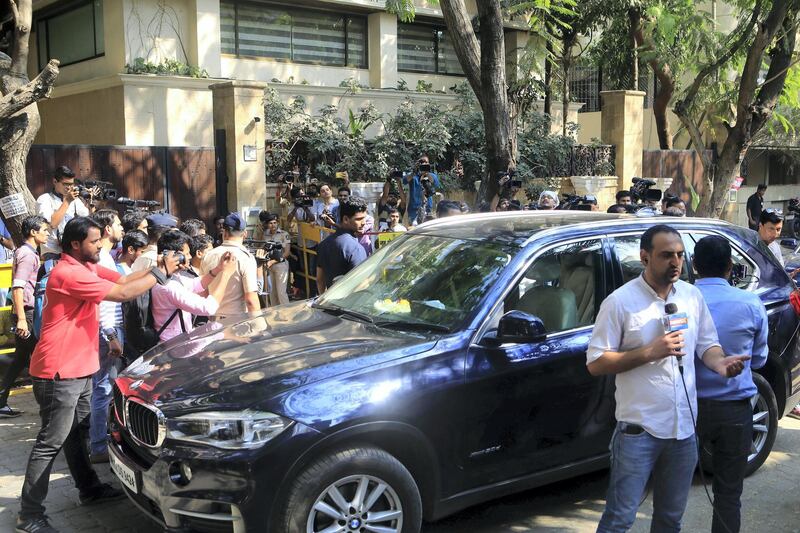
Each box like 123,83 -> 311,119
108,212 -> 800,532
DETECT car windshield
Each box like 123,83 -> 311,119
316,234 -> 516,331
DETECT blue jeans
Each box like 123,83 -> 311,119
597,423 -> 698,533
90,326 -> 124,455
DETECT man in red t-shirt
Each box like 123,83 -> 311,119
17,216 -> 180,533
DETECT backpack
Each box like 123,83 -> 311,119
122,288 -> 184,353
32,259 -> 57,338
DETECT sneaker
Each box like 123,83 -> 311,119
15,515 -> 59,533
0,405 -> 24,417
90,451 -> 109,464
79,483 -> 125,505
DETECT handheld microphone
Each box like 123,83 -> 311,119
663,303 -> 688,372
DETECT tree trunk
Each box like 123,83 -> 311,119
0,0 -> 60,243
544,40 -> 553,116
441,0 -> 513,206
632,23 -> 674,150
628,8 -> 641,89
693,3 -> 797,218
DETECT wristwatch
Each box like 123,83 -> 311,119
148,266 -> 168,285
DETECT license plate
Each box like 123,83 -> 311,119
109,446 -> 139,493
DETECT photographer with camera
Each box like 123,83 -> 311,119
255,211 -> 291,306
312,183 -> 340,229
287,186 -> 314,227
200,213 -> 261,318
36,166 -> 97,260
378,171 -> 408,226
151,231 -> 237,342
406,155 -> 440,226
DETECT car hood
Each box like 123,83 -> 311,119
117,301 -> 437,411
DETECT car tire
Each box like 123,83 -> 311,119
699,372 -> 778,477
277,447 -> 423,533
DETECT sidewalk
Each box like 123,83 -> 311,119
0,387 -> 159,533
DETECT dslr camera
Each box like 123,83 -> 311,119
630,177 -> 663,205
559,194 -> 597,211
387,169 -> 404,183
244,239 -> 285,264
294,196 -> 313,208
75,179 -> 117,201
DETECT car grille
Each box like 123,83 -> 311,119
113,383 -> 124,423
126,398 -> 165,448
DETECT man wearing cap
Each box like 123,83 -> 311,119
200,213 -> 261,318
131,213 -> 178,272
36,166 -> 95,261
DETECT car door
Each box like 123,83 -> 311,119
460,237 -> 616,489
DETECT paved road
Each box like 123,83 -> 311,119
2,386 -> 799,532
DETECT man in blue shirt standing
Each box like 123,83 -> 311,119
405,155 -> 440,226
316,197 -> 368,294
694,235 -> 768,533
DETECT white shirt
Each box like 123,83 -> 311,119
768,241 -> 785,267
378,222 -> 407,232
36,192 -> 89,256
587,276 -> 720,439
98,248 -> 123,332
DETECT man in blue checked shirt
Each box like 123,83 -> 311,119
693,235 -> 768,533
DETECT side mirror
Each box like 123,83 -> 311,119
496,310 -> 547,344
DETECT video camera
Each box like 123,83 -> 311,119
244,239 -> 285,264
387,169 -> 404,183
558,194 -> 597,211
630,177 -> 663,205
75,179 -> 117,201
293,196 -> 314,208
117,197 -> 161,210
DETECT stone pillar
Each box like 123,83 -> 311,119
505,31 -> 529,85
210,81 -> 267,215
600,90 -> 645,191
188,0 -> 222,78
368,13 -> 398,89
571,176 -> 619,211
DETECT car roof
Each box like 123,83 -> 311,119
410,211 -> 749,247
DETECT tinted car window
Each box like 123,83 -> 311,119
505,239 -> 604,333
684,231 -> 759,290
318,234 -> 516,330
612,234 -> 690,283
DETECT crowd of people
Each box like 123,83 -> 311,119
0,160 -> 795,532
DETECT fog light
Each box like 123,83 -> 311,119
168,461 -> 192,486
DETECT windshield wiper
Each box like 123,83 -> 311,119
311,302 -> 375,324
374,320 -> 451,333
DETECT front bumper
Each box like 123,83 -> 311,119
108,436 -> 248,532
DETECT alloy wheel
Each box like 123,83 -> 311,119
750,392 -> 769,463
306,474 -> 404,533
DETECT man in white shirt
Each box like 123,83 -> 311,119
758,209 -> 785,268
36,166 -> 93,259
587,224 -> 748,532
131,213 -> 178,272
88,209 -> 125,463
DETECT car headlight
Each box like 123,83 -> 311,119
166,410 -> 291,449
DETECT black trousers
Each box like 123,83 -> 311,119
0,308 -> 36,408
20,376 -> 102,518
697,398 -> 753,533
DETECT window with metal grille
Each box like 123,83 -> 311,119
398,23 -> 463,75
36,0 -> 104,69
220,1 -> 367,68
569,64 -> 602,113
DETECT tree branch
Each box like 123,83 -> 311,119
0,59 -> 59,119
676,1 -> 762,112
750,11 -> 797,134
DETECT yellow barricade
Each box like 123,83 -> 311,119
376,232 -> 403,249
294,222 -> 335,297
0,263 -> 14,355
